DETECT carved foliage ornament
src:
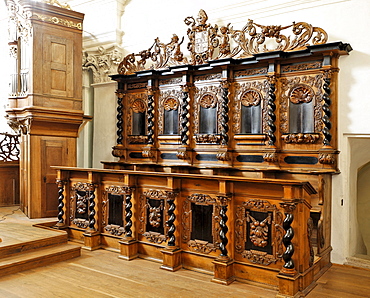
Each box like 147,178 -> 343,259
235,199 -> 284,266
139,189 -> 178,244
70,182 -> 94,229
117,10 -> 328,74
83,46 -> 123,84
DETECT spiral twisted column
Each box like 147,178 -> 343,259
124,191 -> 133,238
217,196 -> 231,259
88,183 -> 97,232
115,90 -> 124,145
56,180 -> 66,227
322,71 -> 332,147
166,195 -> 177,247
267,76 -> 277,147
279,202 -> 297,275
219,80 -> 230,147
147,86 -> 155,146
180,84 -> 190,147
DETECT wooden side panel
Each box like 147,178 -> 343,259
43,34 -> 73,98
0,164 -> 19,206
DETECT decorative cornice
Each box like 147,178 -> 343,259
83,45 -> 123,83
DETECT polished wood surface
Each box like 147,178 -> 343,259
1,207 -> 369,297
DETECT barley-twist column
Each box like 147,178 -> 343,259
124,190 -> 133,238
322,71 -> 332,147
166,194 -> 177,247
56,180 -> 66,227
116,90 -> 124,145
267,76 -> 276,147
219,80 -> 229,147
147,86 -> 155,146
180,84 -> 189,147
279,202 -> 297,275
88,183 -> 97,232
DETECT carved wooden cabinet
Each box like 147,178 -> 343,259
5,0 -> 84,218
54,9 -> 350,298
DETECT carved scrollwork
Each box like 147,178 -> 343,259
195,134 -> 220,144
281,62 -> 322,73
127,136 -> 148,144
231,20 -> 327,58
104,224 -> 125,236
0,133 -> 20,162
143,231 -> 167,244
282,133 -> 320,144
188,240 -> 217,254
72,218 -> 89,229
242,250 -> 277,266
115,9 -> 329,74
319,152 -> 335,164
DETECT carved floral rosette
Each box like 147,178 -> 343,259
139,189 -> 177,244
235,199 -> 284,266
158,89 -> 182,134
279,74 -> 323,135
102,186 -> 132,236
193,84 -> 223,137
127,92 -> 147,141
233,79 -> 269,134
182,193 -> 221,254
70,182 -> 93,229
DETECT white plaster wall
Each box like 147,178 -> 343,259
0,4 -> 12,133
91,81 -> 118,168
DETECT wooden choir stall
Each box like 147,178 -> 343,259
54,10 -> 351,297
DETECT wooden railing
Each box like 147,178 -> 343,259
0,133 -> 20,206
54,166 -> 316,297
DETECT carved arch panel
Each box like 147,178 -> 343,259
182,193 -> 221,254
101,186 -> 132,236
233,79 -> 269,135
280,74 -> 323,144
